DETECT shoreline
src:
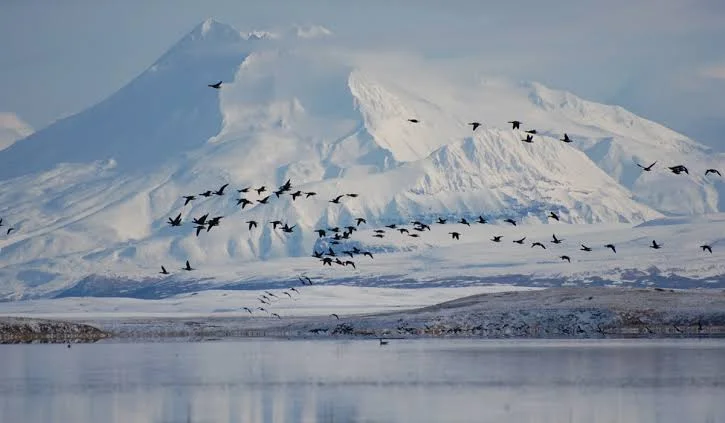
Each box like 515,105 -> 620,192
3,287 -> 725,344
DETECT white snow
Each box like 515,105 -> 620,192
0,112 -> 33,151
0,20 -> 723,302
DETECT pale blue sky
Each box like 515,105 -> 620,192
1,0 -> 725,149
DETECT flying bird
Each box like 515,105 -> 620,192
213,183 -> 229,196
236,198 -> 253,208
355,217 -> 367,226
330,313 -> 340,320
548,212 -> 559,221
194,225 -> 205,236
183,260 -> 194,271
580,244 -> 592,252
668,165 -> 689,175
491,235 -> 503,243
408,118 -> 420,123
182,195 -> 196,206
701,244 -> 713,253
508,120 -> 522,130
469,122 -> 482,131
330,195 -> 344,204
521,134 -> 534,143
504,218 -> 517,226
208,81 -> 222,89
6,227 -> 15,235
459,218 -> 470,226
477,216 -> 487,224
237,187 -> 250,193
257,195 -> 270,204
650,240 -> 662,249
243,307 -> 253,314
449,232 -> 461,240
513,237 -> 526,244
437,218 -> 447,224
525,129 -> 538,135
551,234 -> 564,244
637,161 -> 657,171
605,244 -> 617,253
246,220 -> 258,230
560,255 -> 571,263
532,242 -> 546,249
271,313 -> 281,319
705,169 -> 721,176
192,213 -> 209,225
560,133 -> 572,143
199,190 -> 213,197
167,213 -> 182,227
160,266 -> 169,275
290,191 -> 303,201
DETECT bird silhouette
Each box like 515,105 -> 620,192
243,307 -> 253,314
305,192 -> 317,198
192,213 -> 209,225
468,122 -> 482,131
270,220 -> 283,230
560,133 -> 572,143
437,218 -> 447,224
408,118 -> 419,123
194,225 -> 205,236
199,190 -> 213,197
459,218 -> 470,226
449,232 -> 460,240
605,244 -> 617,253
246,220 -> 257,230
208,81 -> 222,89
237,198 -> 253,208
560,255 -> 571,263
213,183 -> 229,196
532,242 -> 546,249
290,191 -> 303,201
705,169 -> 721,176
477,216 -> 487,224
363,251 -> 374,258
504,218 -> 517,226
6,227 -> 15,235
257,195 -> 270,204
237,187 -> 250,193
182,195 -> 196,206
167,213 -> 182,227
551,234 -> 564,244
355,217 -> 367,226
491,235 -> 503,242
637,161 -> 657,171
330,195 -> 344,204
160,266 -> 169,275
580,244 -> 592,252
271,313 -> 281,319
525,129 -> 538,135
513,237 -> 526,244
701,244 -> 713,253
182,260 -> 194,271
521,134 -> 534,143
668,165 -> 689,175
650,240 -> 662,249
508,120 -> 522,130
255,186 -> 266,195
548,212 -> 560,221
330,313 -> 340,320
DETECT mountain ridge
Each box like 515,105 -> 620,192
0,19 -> 723,299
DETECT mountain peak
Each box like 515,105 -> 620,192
0,112 -> 33,152
187,18 -> 242,43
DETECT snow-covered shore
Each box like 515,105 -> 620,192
82,287 -> 725,341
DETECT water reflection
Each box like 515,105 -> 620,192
1,339 -> 724,423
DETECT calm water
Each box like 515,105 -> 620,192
1,338 -> 724,423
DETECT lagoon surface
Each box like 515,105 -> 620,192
1,339 -> 724,423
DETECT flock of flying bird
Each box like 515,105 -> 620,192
1,80 -> 722,319
145,80 -> 725,318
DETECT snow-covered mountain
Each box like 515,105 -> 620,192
0,19 -> 722,299
0,112 -> 33,152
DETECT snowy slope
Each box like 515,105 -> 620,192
0,19 -> 722,300
0,112 -> 33,152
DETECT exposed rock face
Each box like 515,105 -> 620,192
0,317 -> 109,344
